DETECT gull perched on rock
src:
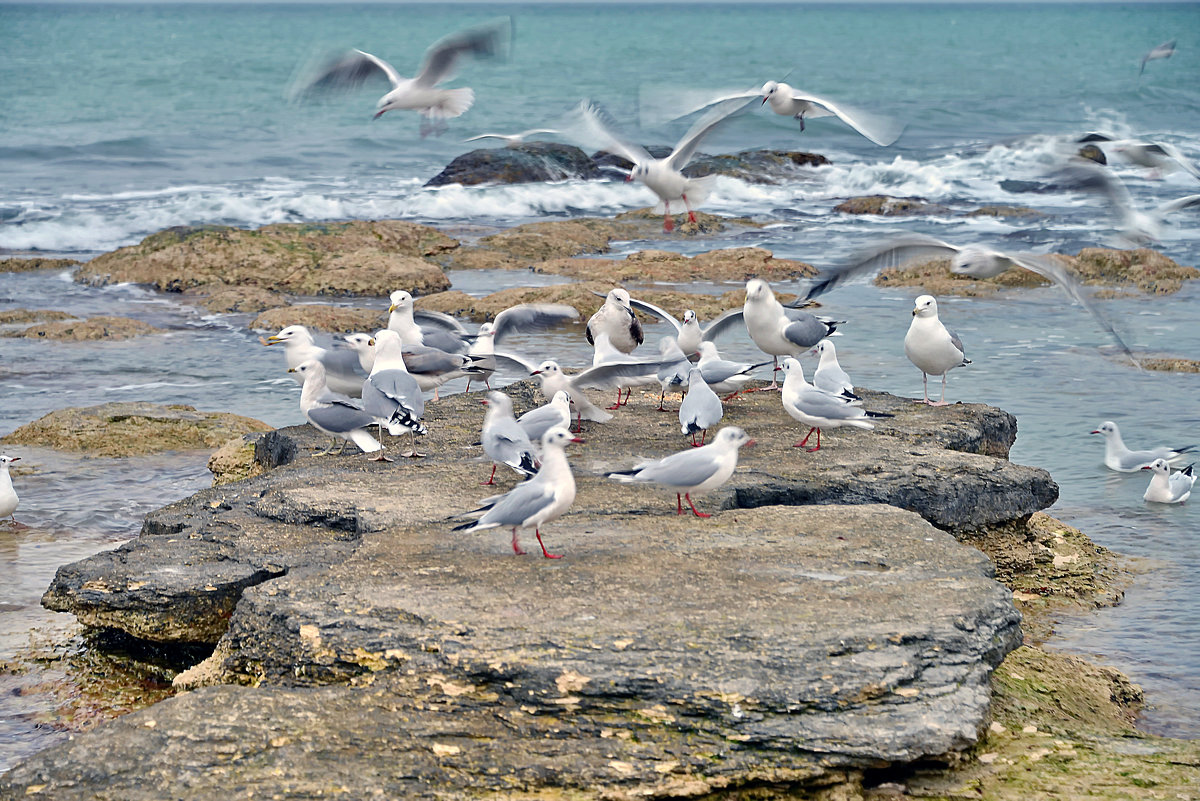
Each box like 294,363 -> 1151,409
740,278 -> 841,388
608,427 -> 754,518
1090,421 -> 1196,472
587,288 -> 644,354
695,342 -> 771,398
360,330 -> 427,461
567,96 -> 756,232
289,360 -> 382,456
480,391 -> 539,486
267,325 -> 367,397
0,454 -> 20,523
1142,460 -> 1195,504
779,358 -> 891,452
517,390 -> 573,443
388,290 -> 471,353
679,367 -> 723,447
811,340 -> 858,400
905,295 -> 970,406
802,232 -> 1136,364
451,426 -> 581,559
290,17 -> 512,136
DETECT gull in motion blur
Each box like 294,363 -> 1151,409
1139,39 -> 1175,76
290,17 -> 512,136
1142,460 -> 1195,504
803,232 -> 1137,365
1079,133 -> 1200,181
905,295 -> 970,407
1090,421 -> 1196,472
464,128 -> 560,145
567,97 -> 755,232
1052,160 -> 1200,246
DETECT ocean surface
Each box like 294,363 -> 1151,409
2,1 -> 1199,771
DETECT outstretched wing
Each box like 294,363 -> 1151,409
667,95 -> 757,172
415,17 -> 512,88
783,89 -> 903,146
291,49 -> 403,101
627,298 -> 682,333
804,234 -> 960,300
492,303 -> 580,344
700,308 -> 745,341
566,100 -> 652,167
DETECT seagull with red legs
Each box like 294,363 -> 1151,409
479,391 -> 539,486
607,427 -> 754,518
779,358 -> 891,452
452,426 -> 581,559
679,367 -> 723,447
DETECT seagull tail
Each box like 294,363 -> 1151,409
606,470 -> 640,483
388,407 -> 427,436
350,429 -> 383,453
429,87 -> 475,121
515,452 -> 539,477
864,410 -> 894,419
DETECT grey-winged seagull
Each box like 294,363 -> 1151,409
267,324 -> 367,398
289,359 -> 382,456
779,358 -> 891,451
480,391 -> 539,486
0,454 -> 20,523
360,329 -> 427,461
679,366 -> 723,446
1142,460 -> 1195,504
905,294 -> 970,406
1090,421 -> 1196,472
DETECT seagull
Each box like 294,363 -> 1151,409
288,359 -> 382,456
591,331 -> 661,409
695,342 -> 771,398
388,290 -> 471,353
360,330 -> 427,461
905,294 -> 970,407
607,427 -> 755,518
1052,160 -> 1200,245
587,288 -> 644,354
463,302 -> 581,392
342,332 -> 378,374
516,390 -> 573,443
1090,421 -> 1196,472
266,325 -> 368,398
451,426 -> 581,559
0,454 -> 20,523
1142,460 -> 1195,504
811,340 -> 858,400
1081,134 -> 1200,181
338,328 -> 483,398
463,128 -> 560,144
290,18 -> 512,137
480,390 -> 539,486
567,96 -> 756,232
742,278 -> 840,388
779,358 -> 892,452
679,367 -> 723,446
1140,39 -> 1176,76
624,300 -> 743,357
655,337 -> 695,411
802,233 -> 1136,365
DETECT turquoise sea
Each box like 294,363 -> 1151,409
2,1 -> 1199,770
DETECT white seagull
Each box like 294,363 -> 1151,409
811,340 -> 858,400
480,391 -> 539,486
463,128 -> 560,145
1090,421 -> 1196,472
0,454 -> 20,523
266,325 -> 368,398
741,278 -> 841,388
1140,39 -> 1176,76
288,360 -> 382,456
1142,460 -> 1195,504
607,427 -> 755,518
779,358 -> 891,452
360,330 -> 427,461
695,342 -> 771,398
625,301 -> 743,357
517,390 -> 573,443
451,426 -> 581,559
1053,160 -> 1200,245
586,288 -> 644,354
758,81 -> 902,145
905,294 -> 970,406
568,97 -> 756,232
679,367 -> 724,447
291,18 -> 512,137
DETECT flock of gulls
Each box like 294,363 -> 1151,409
3,26 -> 1194,556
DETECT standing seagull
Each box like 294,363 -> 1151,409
679,367 -> 723,446
266,325 -> 367,397
904,295 -> 970,406
290,18 -> 512,137
608,427 -> 755,518
1142,460 -> 1195,504
1090,421 -> 1196,472
779,358 -> 891,452
517,390 -> 573,443
360,330 -> 427,460
452,426 -> 582,559
811,340 -> 859,400
587,288 -> 644,354
288,360 -> 382,456
742,278 -> 840,388
568,97 -> 756,232
480,391 -> 539,486
1140,39 -> 1176,76
0,455 -> 20,523
695,342 -> 771,398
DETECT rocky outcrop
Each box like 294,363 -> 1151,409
528,247 -> 816,283
425,141 -> 603,186
249,304 -> 385,334
1,315 -> 165,341
0,257 -> 80,273
1,403 -> 273,457
74,221 -> 456,296
687,149 -> 832,182
835,195 -> 953,216
0,309 -> 77,325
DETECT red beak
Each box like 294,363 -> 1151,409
1090,430 -> 1100,434
744,439 -> 757,448
570,437 -> 584,444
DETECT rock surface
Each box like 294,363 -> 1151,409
1,315 -> 165,341
1,403 -> 273,457
74,221 -> 456,296
835,195 -> 953,216
249,304 -> 385,334
425,141 -> 603,186
0,257 -> 80,273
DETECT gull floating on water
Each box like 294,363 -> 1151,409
1142,459 -> 1195,504
1090,421 -> 1196,472
567,97 -> 755,232
679,366 -> 723,446
267,325 -> 367,398
480,390 -> 539,485
290,17 -> 512,137
451,426 -> 581,559
1139,39 -> 1176,76
0,454 -> 20,523
608,426 -> 754,517
360,330 -> 427,461
905,295 -> 970,407
289,359 -> 382,456
779,358 -> 891,451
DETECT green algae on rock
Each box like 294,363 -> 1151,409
1,403 -> 273,457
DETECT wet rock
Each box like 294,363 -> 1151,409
1077,143 -> 1107,165
186,285 -> 286,313
0,309 -> 77,325
1,402 -> 273,457
1140,356 -> 1200,373
425,141 -> 602,186
835,195 -> 953,216
529,247 -> 815,283
0,257 -> 80,273
249,304 -> 385,334
686,149 -> 832,183
208,434 -> 267,486
1,315 -> 165,341
75,221 -> 456,296
964,205 -> 1047,220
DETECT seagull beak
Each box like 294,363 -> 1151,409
530,370 -> 542,376
1141,465 -> 1152,470
570,437 -> 584,444
8,457 -> 19,462
744,439 -> 757,448
367,338 -> 375,346
624,174 -> 633,183
265,336 -> 281,345
480,400 -> 489,406
388,304 -> 397,313
911,308 -> 919,317
760,96 -> 769,106
287,367 -> 297,373
1089,430 -> 1100,435
373,109 -> 387,120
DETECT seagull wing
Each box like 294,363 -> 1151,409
627,298 -> 682,333
624,448 -> 723,489
414,308 -> 470,334
784,89 -> 904,146
666,95 -> 757,171
1156,194 -> 1200,215
295,49 -> 404,100
805,233 -> 960,300
414,17 -> 511,88
492,303 -> 580,344
493,351 -> 542,374
700,308 -> 745,341
567,101 -> 652,166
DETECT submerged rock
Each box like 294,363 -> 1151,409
835,195 -> 953,216
1,315 -> 165,341
425,141 -> 602,186
1,402 -> 273,457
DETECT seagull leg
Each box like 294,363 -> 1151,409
722,390 -> 742,402
663,201 -> 674,233
806,428 -> 823,453
700,429 -> 708,446
607,388 -> 622,410
796,111 -> 807,132
676,494 -> 684,515
402,430 -> 426,458
753,358 -> 782,391
917,372 -> 932,404
682,193 -> 698,224
794,428 -> 814,448
482,464 -> 498,486
928,374 -> 951,407
657,389 -> 669,412
369,424 -> 394,462
511,528 -> 527,556
535,528 -> 563,559
685,493 -> 711,518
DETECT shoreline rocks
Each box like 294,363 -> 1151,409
1,315 -> 165,341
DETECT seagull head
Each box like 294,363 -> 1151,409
1090,421 -> 1117,437
0,455 -> 19,466
543,425 -> 584,448
388,290 -> 414,313
608,288 -> 632,309
745,278 -> 772,303
760,80 -> 780,105
266,325 -> 311,346
814,340 -> 835,358
532,360 -> 561,378
912,294 -> 938,318
287,358 -> 325,379
682,309 -> 697,325
1142,458 -> 1170,475
777,357 -> 804,379
714,426 -> 755,450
